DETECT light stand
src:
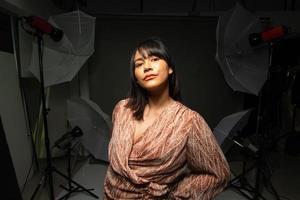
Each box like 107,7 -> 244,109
252,42 -> 280,200
30,34 -> 55,200
227,134 -> 267,200
55,138 -> 97,200
22,20 -> 98,200
228,43 -> 281,200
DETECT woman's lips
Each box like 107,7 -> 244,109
144,74 -> 157,81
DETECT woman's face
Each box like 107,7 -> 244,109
134,50 -> 173,93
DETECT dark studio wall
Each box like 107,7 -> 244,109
88,16 -> 244,127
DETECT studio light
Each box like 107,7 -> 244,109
249,25 -> 289,46
22,16 -> 63,41
54,126 -> 83,149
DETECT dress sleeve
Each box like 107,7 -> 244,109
170,112 -> 230,200
110,99 -> 126,136
111,102 -> 119,125
111,99 -> 127,124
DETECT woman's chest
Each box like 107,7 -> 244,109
132,116 -> 158,144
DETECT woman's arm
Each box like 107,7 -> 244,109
170,113 -> 230,200
110,99 -> 127,134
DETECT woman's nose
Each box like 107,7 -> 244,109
143,61 -> 152,72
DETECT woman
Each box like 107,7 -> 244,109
104,38 -> 230,199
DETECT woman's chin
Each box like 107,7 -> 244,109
141,81 -> 159,89
144,85 -> 168,94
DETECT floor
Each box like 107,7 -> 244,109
22,142 -> 300,200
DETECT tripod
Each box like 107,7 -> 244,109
56,140 -> 98,200
228,136 -> 275,200
30,34 -> 98,200
228,43 -> 281,200
229,148 -> 266,200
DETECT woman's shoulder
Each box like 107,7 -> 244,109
175,102 -> 210,130
174,103 -> 212,137
114,98 -> 130,108
112,98 -> 130,115
175,101 -> 203,120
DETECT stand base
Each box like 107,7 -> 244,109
54,168 -> 98,200
30,167 -> 98,200
58,185 -> 95,200
230,179 -> 267,200
228,162 -> 279,200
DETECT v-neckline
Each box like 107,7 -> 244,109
131,100 -> 176,145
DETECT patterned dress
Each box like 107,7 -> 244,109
104,99 -> 230,199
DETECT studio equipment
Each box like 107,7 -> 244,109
67,97 -> 111,162
22,16 -> 63,41
53,126 -> 97,200
269,34 -> 300,155
26,11 -> 96,87
20,15 -> 98,200
54,126 -> 83,150
215,3 -> 290,200
215,2 -> 269,95
214,109 -> 262,200
250,31 -> 300,156
249,25 -> 289,47
214,109 -> 255,154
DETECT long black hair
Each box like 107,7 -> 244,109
126,37 -> 181,120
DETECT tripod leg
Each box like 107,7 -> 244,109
31,175 -> 46,200
58,186 -> 82,200
230,184 -> 254,200
53,168 -> 98,199
70,142 -> 81,174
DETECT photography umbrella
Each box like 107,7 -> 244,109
215,3 -> 269,95
213,109 -> 253,154
28,10 -> 96,86
67,97 -> 111,162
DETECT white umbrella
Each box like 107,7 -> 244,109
67,97 -> 111,162
213,109 -> 253,153
28,10 -> 96,87
215,3 -> 269,95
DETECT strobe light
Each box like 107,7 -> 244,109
249,25 -> 289,46
23,16 -> 63,41
54,126 -> 83,149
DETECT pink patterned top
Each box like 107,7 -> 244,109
104,99 -> 230,199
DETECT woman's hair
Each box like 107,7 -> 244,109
126,37 -> 181,120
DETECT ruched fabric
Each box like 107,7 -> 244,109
104,99 -> 230,199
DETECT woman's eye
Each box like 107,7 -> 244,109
135,63 -> 143,68
151,57 -> 159,62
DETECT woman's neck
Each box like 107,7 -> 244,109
147,88 -> 173,113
